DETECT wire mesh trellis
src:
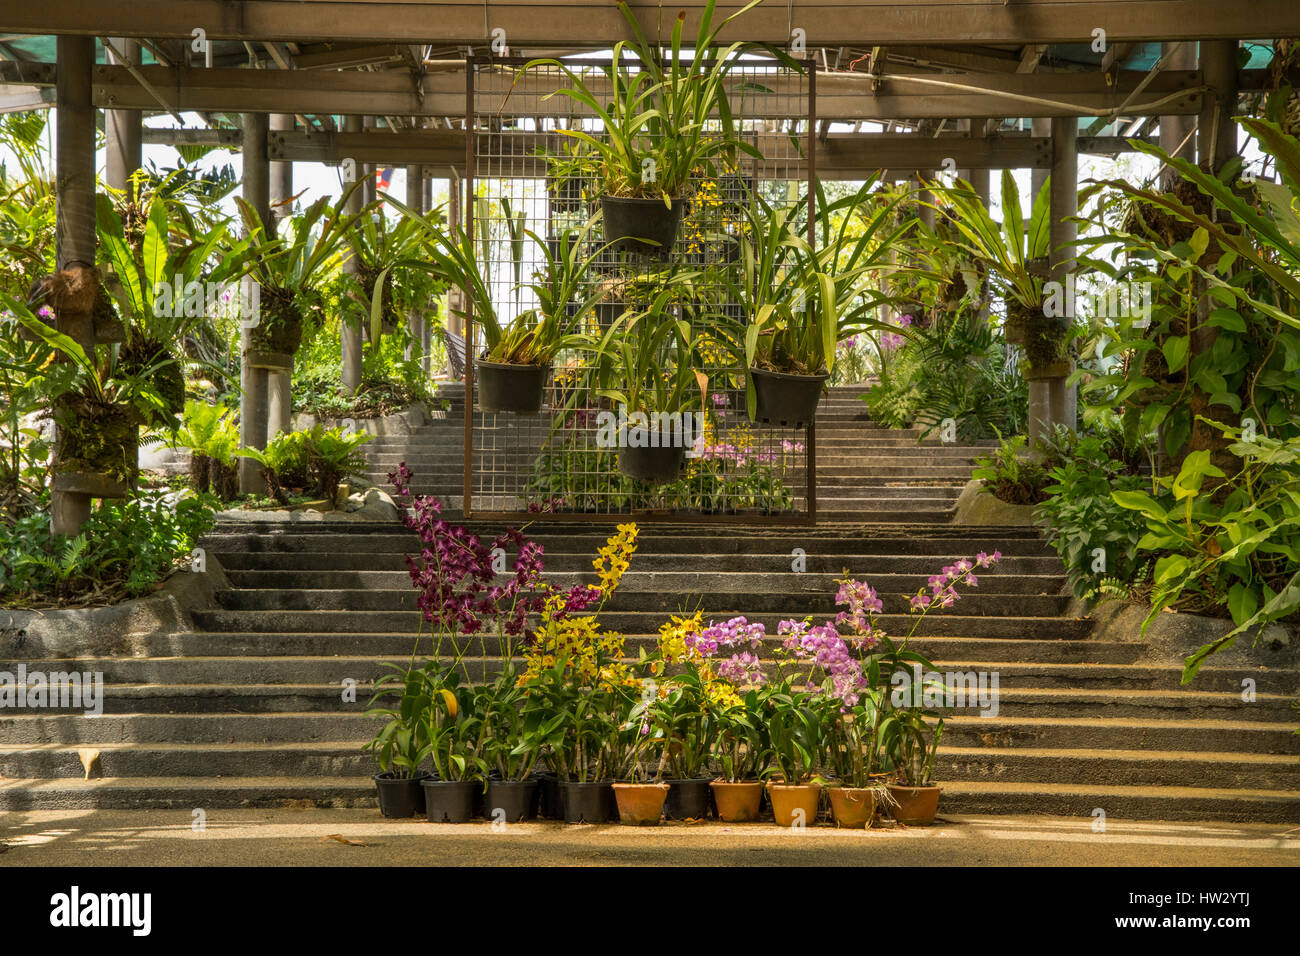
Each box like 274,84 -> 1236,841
464,55 -> 817,522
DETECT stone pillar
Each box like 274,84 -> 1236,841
51,36 -> 97,536
341,115 -> 365,395
404,165 -> 426,366
1030,117 -> 1051,200
104,39 -> 142,193
972,167 -> 993,328
239,113 -> 271,495
1160,42 -> 1199,186
269,114 -> 294,226
1029,116 -> 1078,446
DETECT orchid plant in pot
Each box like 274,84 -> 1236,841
526,0 -> 780,257
723,180 -> 911,427
609,688 -> 671,826
394,196 -> 609,414
585,295 -> 708,484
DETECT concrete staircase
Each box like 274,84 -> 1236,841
2,520 -> 1298,821
358,384 -> 984,522
2,384 -> 1297,822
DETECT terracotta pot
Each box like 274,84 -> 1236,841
611,782 -> 670,826
887,784 -> 942,826
828,786 -> 877,829
767,781 -> 822,828
710,779 -> 764,823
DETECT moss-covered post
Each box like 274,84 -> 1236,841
1046,115 -> 1078,436
1187,40 -> 1240,476
50,37 -> 97,536
341,115 -> 364,396
238,112 -> 271,495
404,164 -> 426,367
266,115 -> 295,439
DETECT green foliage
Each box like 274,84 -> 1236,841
1034,430 -> 1151,601
173,399 -> 239,466
1109,425 -> 1300,682
865,313 -> 1027,441
238,424 -> 370,503
971,433 -> 1049,505
0,489 -> 217,607
525,0 -> 783,202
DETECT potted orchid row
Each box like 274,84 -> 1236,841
366,462 -> 997,826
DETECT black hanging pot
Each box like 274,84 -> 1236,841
421,778 -> 477,823
372,771 -> 431,819
618,444 -> 686,484
476,360 -> 550,414
664,777 -> 713,821
485,779 -> 541,822
601,195 -> 686,257
561,780 -> 617,824
750,367 -> 829,428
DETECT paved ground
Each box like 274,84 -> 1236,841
1,810 -> 1297,866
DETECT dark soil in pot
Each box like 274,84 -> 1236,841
750,367 -> 828,428
484,779 -> 540,822
476,360 -> 550,414
601,195 -> 686,257
664,777 -> 713,820
422,778 -> 477,823
561,780 -> 617,824
617,444 -> 685,483
372,771 -> 430,819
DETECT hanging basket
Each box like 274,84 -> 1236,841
618,444 -> 685,484
750,367 -> 828,428
600,195 -> 686,257
476,360 -> 550,414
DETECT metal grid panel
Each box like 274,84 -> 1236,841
465,55 -> 816,522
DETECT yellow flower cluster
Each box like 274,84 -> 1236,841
657,611 -> 705,665
593,522 -> 638,596
654,610 -> 745,711
519,524 -> 641,692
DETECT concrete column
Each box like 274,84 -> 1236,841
404,164 -> 426,366
239,113 -> 271,495
269,114 -> 294,226
1160,42 -> 1199,186
1030,117 -> 1051,200
1199,42 -> 1238,174
973,167 -> 993,328
446,172 -> 464,340
362,115 -> 377,207
267,370 -> 292,439
104,38 -> 142,193
51,36 -> 97,536
341,114 -> 365,395
1028,117 -> 1077,445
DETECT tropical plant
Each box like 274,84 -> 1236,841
971,432 -> 1051,505
525,0 -> 778,204
937,171 -> 1057,367
881,709 -> 945,788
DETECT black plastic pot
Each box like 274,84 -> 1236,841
601,195 -> 686,257
476,361 -> 550,414
537,772 -> 562,820
372,771 -> 430,819
618,444 -> 685,484
561,780 -> 617,823
664,777 -> 713,821
485,779 -> 541,822
750,367 -> 829,428
421,778 -> 477,823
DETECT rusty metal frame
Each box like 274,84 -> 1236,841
463,54 -> 818,526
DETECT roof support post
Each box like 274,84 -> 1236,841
238,112 -> 271,494
104,37 -> 142,192
1159,41 -> 1198,188
269,113 -> 295,224
51,35 -> 97,536
341,114 -> 364,396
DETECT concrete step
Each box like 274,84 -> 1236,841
188,609 -> 1097,639
221,569 -> 1065,595
935,781 -> 1300,823
0,775 -> 378,811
